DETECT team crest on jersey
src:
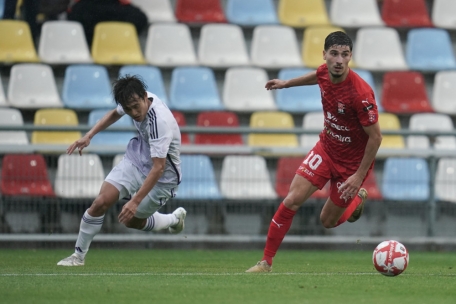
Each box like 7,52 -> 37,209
362,100 -> 373,112
337,102 -> 345,114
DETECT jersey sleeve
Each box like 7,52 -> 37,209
148,115 -> 172,159
115,104 -> 126,116
354,91 -> 378,127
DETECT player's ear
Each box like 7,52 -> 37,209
322,50 -> 327,60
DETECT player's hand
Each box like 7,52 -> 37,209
66,135 -> 91,156
265,79 -> 287,90
118,200 -> 138,225
338,174 -> 363,201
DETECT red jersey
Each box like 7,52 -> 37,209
316,64 -> 378,168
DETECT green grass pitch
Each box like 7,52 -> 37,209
1,249 -> 455,304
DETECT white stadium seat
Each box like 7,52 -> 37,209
300,112 -> 323,149
407,113 -> 456,150
432,71 -> 456,114
0,108 -> 29,145
131,0 -> 176,23
330,0 -> 384,27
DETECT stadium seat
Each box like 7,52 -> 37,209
250,25 -> 302,69
131,0 -> 176,23
0,20 -> 39,63
406,28 -> 456,72
91,22 -> 145,65
112,154 -> 124,167
302,26 -> 355,69
378,113 -> 405,149
222,67 -> 276,111
54,154 -> 105,198
276,68 -> 322,113
353,27 -> 407,71
175,0 -> 226,23
381,0 -> 432,27
0,74 -> 7,106
382,157 -> 430,201
198,24 -> 250,68
278,0 -> 329,28
0,154 -> 55,196
62,64 -> 114,109
432,0 -> 456,29
248,111 -> 298,147
220,155 -> 277,199
275,157 -> 330,199
381,72 -> 433,114
31,109 -> 81,144
145,23 -> 197,67
352,69 -> 382,112
363,171 -> 382,200
432,71 -> 456,114
0,0 -> 4,19
171,111 -> 190,145
38,21 -> 92,64
7,63 -> 62,109
330,0 -> 383,28
169,67 -> 224,111
435,158 -> 456,203
407,113 -> 456,150
119,65 -> 168,104
195,111 -> 243,145
0,108 -> 28,145
88,109 -> 135,147
176,155 -> 222,199
226,0 -> 278,26
300,111 -> 323,149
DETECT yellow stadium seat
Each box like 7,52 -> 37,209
278,0 -> 330,27
32,109 -> 81,144
0,20 -> 39,63
302,26 -> 356,69
378,113 -> 405,149
248,111 -> 298,147
91,22 -> 145,65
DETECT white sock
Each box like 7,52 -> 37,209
142,212 -> 178,232
74,210 -> 104,259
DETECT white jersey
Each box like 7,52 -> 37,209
116,92 -> 181,185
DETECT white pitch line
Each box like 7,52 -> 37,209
1,272 -> 455,277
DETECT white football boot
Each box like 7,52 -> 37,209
245,260 -> 272,273
57,253 -> 85,266
169,207 -> 187,234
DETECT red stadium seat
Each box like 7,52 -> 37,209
275,157 -> 329,199
175,0 -> 227,23
172,111 -> 191,145
381,0 -> 432,27
194,111 -> 243,145
1,154 -> 55,197
381,71 -> 433,114
363,171 -> 382,200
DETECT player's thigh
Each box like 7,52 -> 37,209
283,174 -> 319,211
135,184 -> 178,219
320,197 -> 346,228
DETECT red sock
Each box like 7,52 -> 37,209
262,203 -> 297,265
335,195 -> 362,227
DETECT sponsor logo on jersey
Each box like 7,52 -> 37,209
325,127 -> 352,143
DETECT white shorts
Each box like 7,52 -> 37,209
105,158 -> 178,219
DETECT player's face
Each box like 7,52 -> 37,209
323,45 -> 352,82
122,93 -> 150,122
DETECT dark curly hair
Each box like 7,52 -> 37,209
113,75 -> 148,106
324,31 -> 353,51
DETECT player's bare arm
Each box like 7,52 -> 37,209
67,109 -> 122,155
118,157 -> 166,225
339,122 -> 382,200
265,71 -> 318,90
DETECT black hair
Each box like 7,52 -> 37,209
324,31 -> 353,51
113,75 -> 148,106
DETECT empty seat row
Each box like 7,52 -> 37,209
3,64 -> 456,115
134,0 -> 456,30
1,153 -> 455,203
2,19 -> 456,72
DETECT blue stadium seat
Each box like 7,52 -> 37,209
406,28 -> 456,72
118,65 -> 168,105
276,68 -> 322,112
176,155 -> 222,199
382,157 -> 430,201
226,0 -> 278,26
0,0 -> 4,19
352,68 -> 383,112
88,109 -> 135,146
169,67 -> 224,111
62,65 -> 115,109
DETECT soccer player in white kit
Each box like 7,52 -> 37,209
57,75 -> 186,266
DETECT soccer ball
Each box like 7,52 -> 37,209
372,240 -> 409,276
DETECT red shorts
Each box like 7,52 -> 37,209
296,141 -> 373,208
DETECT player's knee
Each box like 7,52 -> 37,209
320,215 -> 336,229
283,191 -> 304,209
89,196 -> 111,216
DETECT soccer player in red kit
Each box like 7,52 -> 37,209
246,31 -> 382,272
